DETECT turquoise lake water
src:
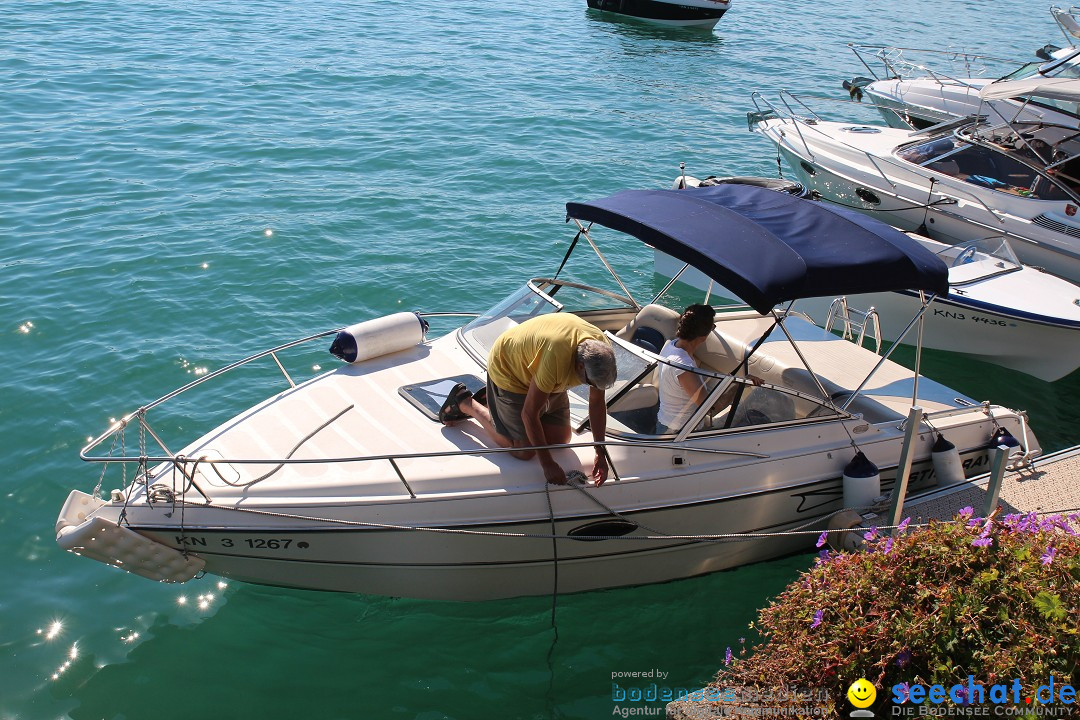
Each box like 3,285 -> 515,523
3,1 -> 1078,717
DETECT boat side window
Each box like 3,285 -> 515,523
924,145 -> 998,180
571,336 -> 658,435
1043,156 -> 1080,199
897,137 -> 961,166
690,383 -> 842,434
922,146 -> 1068,199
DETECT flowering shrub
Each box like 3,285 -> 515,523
711,511 -> 1080,715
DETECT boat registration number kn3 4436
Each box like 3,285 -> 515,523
175,536 -> 308,550
932,308 -> 1010,327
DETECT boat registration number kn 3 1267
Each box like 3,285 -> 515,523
175,536 -> 308,550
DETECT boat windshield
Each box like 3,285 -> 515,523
941,236 -> 1020,267
941,236 -> 1022,285
460,281 -> 562,360
459,278 -> 637,362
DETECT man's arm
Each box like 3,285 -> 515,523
588,385 -> 609,486
522,379 -> 565,485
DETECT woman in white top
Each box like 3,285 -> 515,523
656,305 -> 760,435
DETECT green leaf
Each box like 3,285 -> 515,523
1033,591 -> 1067,621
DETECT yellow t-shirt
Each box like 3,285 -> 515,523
487,313 -> 607,394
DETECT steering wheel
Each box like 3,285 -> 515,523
952,245 -> 978,266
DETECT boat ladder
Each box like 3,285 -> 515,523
824,297 -> 882,354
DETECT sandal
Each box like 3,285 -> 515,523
438,382 -> 473,425
472,385 -> 488,407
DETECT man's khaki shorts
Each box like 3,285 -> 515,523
487,377 -> 570,443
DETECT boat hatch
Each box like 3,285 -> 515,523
399,375 -> 487,422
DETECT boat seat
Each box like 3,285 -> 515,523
616,304 -> 680,353
609,384 -> 660,435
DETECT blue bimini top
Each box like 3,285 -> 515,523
566,184 -> 949,315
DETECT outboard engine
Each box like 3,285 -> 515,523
329,312 -> 429,363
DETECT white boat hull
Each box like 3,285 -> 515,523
794,291 -> 1080,382
65,439 -> 1001,600
862,78 -> 1080,131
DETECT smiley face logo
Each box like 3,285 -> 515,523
847,679 -> 876,708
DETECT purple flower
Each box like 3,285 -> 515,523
816,530 -> 828,548
895,683 -> 911,703
863,526 -> 878,542
815,549 -> 831,566
1041,546 -> 1056,566
724,647 -> 733,666
883,536 -> 894,554
896,650 -> 912,667
966,517 -> 983,529
957,506 -> 974,520
972,537 -> 993,547
811,610 -> 823,629
897,517 -> 911,534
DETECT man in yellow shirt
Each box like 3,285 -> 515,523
440,313 -> 617,486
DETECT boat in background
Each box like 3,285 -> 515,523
844,8 -> 1080,130
662,176 -> 1080,380
55,185 -> 1039,601
791,235 -> 1080,382
586,0 -> 730,30
748,83 -> 1080,284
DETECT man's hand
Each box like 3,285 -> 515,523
543,459 -> 568,485
592,453 -> 609,487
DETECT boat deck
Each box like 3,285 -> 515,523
865,443 -> 1080,524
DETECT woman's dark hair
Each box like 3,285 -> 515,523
675,304 -> 716,340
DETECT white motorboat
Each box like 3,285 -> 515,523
749,83 -> 1080,284
791,235 -> 1080,382
846,45 -> 1080,131
844,8 -> 1080,130
662,177 -> 1080,381
56,185 -> 1040,601
586,0 -> 730,29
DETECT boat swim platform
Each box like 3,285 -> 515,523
865,443 -> 1080,526
664,444 -> 1080,720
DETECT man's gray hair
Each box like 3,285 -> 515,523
577,339 -> 617,389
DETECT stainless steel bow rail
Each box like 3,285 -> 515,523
846,43 -> 1018,88
79,322 -> 772,505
